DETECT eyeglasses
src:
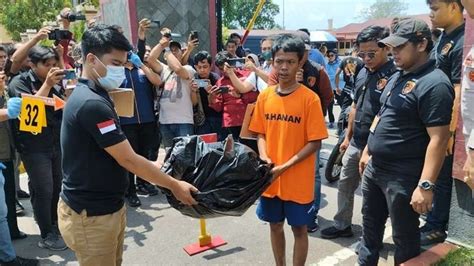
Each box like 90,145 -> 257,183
357,50 -> 378,59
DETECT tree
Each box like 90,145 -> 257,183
222,0 -> 280,29
0,0 -> 70,41
358,0 -> 408,21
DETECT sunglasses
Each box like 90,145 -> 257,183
357,51 -> 378,59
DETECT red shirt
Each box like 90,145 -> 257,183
209,70 -> 258,128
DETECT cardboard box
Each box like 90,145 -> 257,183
239,103 -> 257,140
108,89 -> 135,117
65,87 -> 135,117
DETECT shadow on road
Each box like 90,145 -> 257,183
202,246 -> 246,260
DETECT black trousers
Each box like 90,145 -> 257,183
2,160 -> 20,237
21,149 -> 62,238
122,122 -> 159,195
358,161 -> 420,266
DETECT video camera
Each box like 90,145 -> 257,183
48,29 -> 73,41
62,12 -> 86,22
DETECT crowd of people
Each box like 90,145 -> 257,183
0,0 -> 474,265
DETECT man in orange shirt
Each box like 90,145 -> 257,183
249,34 -> 328,266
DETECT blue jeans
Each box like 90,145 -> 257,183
160,123 -> 194,148
425,155 -> 453,231
0,167 -> 16,262
309,150 -> 322,226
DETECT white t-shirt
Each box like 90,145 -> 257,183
462,47 -> 474,149
245,72 -> 268,92
159,63 -> 196,124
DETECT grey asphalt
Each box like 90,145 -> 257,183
11,106 -> 398,265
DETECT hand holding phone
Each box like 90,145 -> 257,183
195,79 -> 208,88
63,69 -> 77,80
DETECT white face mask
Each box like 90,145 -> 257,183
93,56 -> 125,91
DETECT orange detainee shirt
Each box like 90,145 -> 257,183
249,85 -> 328,204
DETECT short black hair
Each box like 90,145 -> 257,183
408,34 -> 434,54
356,26 -> 390,46
271,34 -> 305,61
297,28 -> 311,36
28,46 -> 59,65
426,0 -> 464,11
229,33 -> 241,40
81,24 -> 132,60
193,51 -> 212,65
215,51 -> 232,67
226,39 -> 237,47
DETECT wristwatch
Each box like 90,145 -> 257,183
418,180 -> 435,191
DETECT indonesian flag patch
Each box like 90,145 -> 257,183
97,120 -> 117,134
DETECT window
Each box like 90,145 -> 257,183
339,42 -> 345,49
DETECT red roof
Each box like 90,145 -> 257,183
334,14 -> 432,40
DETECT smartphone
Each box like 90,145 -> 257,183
63,69 -> 76,80
190,31 -> 199,41
195,79 -> 208,88
226,58 -> 246,68
48,29 -> 73,41
149,20 -> 160,28
219,86 -> 229,94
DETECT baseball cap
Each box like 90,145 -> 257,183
378,18 -> 431,48
169,40 -> 182,50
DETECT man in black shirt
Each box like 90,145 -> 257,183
358,19 -> 454,265
423,0 -> 465,245
9,46 -> 67,251
59,25 -> 197,265
320,26 -> 397,240
335,50 -> 364,110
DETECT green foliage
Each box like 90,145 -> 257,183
435,247 -> 474,266
222,0 -> 280,29
70,20 -> 85,42
358,0 -> 408,21
0,0 -> 71,41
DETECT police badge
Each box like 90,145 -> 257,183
376,78 -> 388,91
402,80 -> 417,94
441,42 -> 453,56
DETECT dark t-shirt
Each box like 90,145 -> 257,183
339,57 -> 364,89
8,70 -> 64,153
60,79 -> 128,216
367,60 -> 454,178
194,72 -> 221,118
351,60 -> 397,149
432,23 -> 464,84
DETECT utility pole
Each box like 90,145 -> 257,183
282,0 -> 285,29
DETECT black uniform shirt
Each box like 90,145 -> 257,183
433,23 -> 465,84
351,60 -> 397,150
339,57 -> 364,89
367,60 -> 454,177
60,79 -> 128,216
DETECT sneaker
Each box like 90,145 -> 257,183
15,200 -> 24,216
320,226 -> 354,239
136,183 -> 159,196
126,194 -> 141,207
420,228 -> 447,246
16,190 -> 30,199
38,233 -> 68,251
1,256 -> 39,266
308,223 -> 319,233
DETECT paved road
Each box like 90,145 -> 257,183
12,106 -> 398,265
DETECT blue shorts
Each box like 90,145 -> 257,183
256,196 -> 315,227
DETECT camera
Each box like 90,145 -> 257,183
149,20 -> 160,28
48,29 -> 73,41
64,12 -> 86,22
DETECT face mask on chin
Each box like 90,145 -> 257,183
92,56 -> 125,91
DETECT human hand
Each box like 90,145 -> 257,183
187,36 -> 199,51
54,44 -> 64,58
129,52 -> 144,68
463,151 -> 474,190
359,148 -> 371,175
259,156 -> 273,165
34,27 -> 51,42
410,187 -> 434,214
223,63 -> 234,75
244,60 -> 257,72
170,180 -> 198,205
45,67 -> 65,87
339,137 -> 350,153
271,164 -> 288,179
0,72 -> 6,92
190,80 -> 199,93
138,18 -> 150,40
7,97 -> 22,119
336,87 -> 342,95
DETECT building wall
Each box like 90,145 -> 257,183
100,0 -> 133,41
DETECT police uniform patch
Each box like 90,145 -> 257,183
307,76 -> 317,87
376,78 -> 388,91
441,42 -> 453,56
469,70 -> 474,82
402,80 -> 417,94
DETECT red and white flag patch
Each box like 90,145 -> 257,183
97,120 -> 117,134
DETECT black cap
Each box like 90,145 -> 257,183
378,18 -> 431,48
169,40 -> 182,50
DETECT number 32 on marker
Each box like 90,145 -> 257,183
19,97 -> 46,134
